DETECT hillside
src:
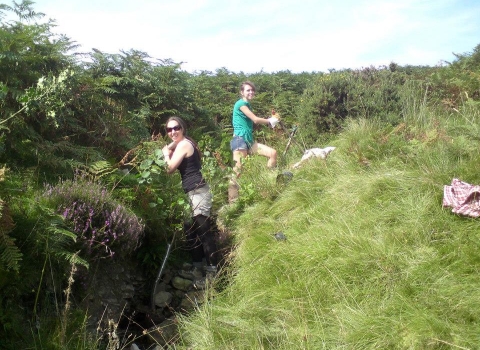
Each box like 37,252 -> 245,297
175,101 -> 480,349
2,4 -> 480,348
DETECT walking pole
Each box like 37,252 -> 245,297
272,109 -> 301,157
283,124 -> 298,157
151,237 -> 173,311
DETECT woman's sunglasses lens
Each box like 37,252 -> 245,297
167,125 -> 181,132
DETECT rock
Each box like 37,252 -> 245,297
130,343 -> 140,350
147,318 -> 178,347
154,281 -> 167,292
274,232 -> 287,241
178,267 -> 203,280
121,283 -> 135,298
171,276 -> 193,291
154,291 -> 173,308
179,290 -> 205,312
276,171 -> 294,185
162,269 -> 173,284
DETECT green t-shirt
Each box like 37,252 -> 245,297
232,99 -> 254,146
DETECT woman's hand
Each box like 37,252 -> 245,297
167,141 -> 177,150
162,145 -> 172,159
162,140 -> 192,174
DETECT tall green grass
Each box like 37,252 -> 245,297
175,98 -> 480,349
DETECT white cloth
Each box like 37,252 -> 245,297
292,147 -> 336,168
267,117 -> 279,128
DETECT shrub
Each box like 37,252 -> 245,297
41,176 -> 144,259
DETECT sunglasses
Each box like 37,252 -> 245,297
166,125 -> 181,133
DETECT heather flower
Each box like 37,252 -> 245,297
41,176 -> 144,258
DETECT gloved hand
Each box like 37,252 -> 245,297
267,116 -> 279,128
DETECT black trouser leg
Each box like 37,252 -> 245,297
184,220 -> 204,264
193,215 -> 218,266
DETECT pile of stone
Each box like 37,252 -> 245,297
79,258 -> 220,349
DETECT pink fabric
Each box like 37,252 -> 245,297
443,178 -> 480,218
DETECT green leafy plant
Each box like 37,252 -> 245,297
0,199 -> 21,273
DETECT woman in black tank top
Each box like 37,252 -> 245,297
162,117 -> 219,279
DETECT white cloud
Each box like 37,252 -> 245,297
28,0 -> 480,73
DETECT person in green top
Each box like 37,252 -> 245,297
228,81 -> 279,202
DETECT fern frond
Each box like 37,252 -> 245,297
0,199 -> 22,272
46,226 -> 77,241
56,250 -> 88,268
87,160 -> 117,179
100,87 -> 118,95
0,234 -> 22,273
36,207 -> 82,265
43,213 -> 78,244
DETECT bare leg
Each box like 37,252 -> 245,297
229,149 -> 247,203
232,149 -> 247,177
251,142 -> 277,168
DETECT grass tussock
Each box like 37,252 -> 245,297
176,101 -> 480,349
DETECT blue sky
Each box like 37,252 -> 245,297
27,0 -> 480,73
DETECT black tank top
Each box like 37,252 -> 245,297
177,141 -> 206,193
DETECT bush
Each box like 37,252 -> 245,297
41,175 -> 144,259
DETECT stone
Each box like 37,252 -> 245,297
276,171 -> 294,185
147,318 -> 178,347
274,232 -> 287,241
154,291 -> 173,308
130,343 -> 141,350
179,290 -> 205,312
178,267 -> 203,280
171,276 -> 193,291
155,281 -> 167,292
162,270 -> 173,284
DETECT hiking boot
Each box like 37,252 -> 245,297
228,179 -> 239,203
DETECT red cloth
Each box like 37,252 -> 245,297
443,178 -> 480,218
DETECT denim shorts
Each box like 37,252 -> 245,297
230,135 -> 251,151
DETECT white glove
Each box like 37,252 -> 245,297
267,116 -> 279,128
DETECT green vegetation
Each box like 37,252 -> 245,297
177,99 -> 480,349
1,1 -> 480,349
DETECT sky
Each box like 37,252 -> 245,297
17,0 -> 480,73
